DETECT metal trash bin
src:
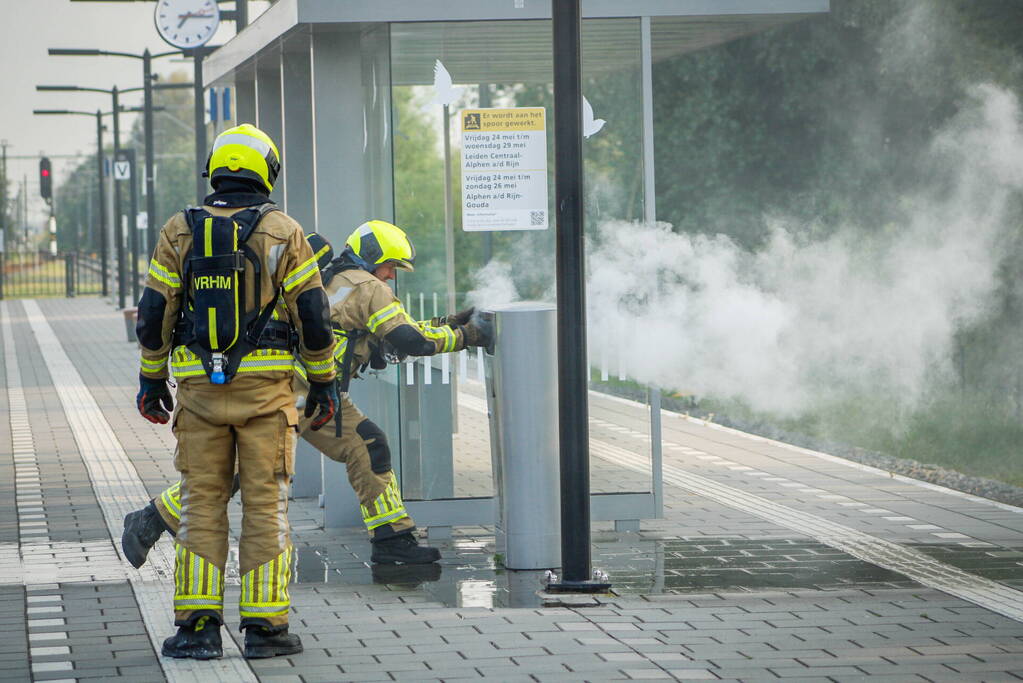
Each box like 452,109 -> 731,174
123,307 -> 138,343
483,302 -> 561,570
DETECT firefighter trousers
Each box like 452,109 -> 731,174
156,394 -> 413,544
171,378 -> 297,629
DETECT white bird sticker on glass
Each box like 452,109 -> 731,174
432,59 -> 463,107
582,96 -> 606,138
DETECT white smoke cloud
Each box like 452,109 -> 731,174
469,84 -> 1021,417
466,260 -> 520,311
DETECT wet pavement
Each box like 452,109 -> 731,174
2,296 -> 1023,682
286,529 -> 924,608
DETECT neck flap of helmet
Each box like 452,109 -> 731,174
204,177 -> 273,208
336,245 -> 376,273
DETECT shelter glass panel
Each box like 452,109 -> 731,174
390,18 -> 653,503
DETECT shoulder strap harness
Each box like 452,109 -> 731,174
178,203 -> 288,384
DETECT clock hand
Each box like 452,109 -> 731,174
178,10 -> 214,27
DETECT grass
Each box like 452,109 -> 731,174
870,397 -> 1023,488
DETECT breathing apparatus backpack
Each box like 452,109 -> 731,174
179,203 -> 294,384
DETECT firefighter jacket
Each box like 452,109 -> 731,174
325,268 -> 468,379
137,204 -> 336,385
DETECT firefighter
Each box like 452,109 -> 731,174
123,230 -> 465,568
316,219 -> 491,558
120,229 -> 448,564
134,123 -> 336,660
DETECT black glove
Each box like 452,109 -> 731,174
369,343 -> 388,370
459,320 -> 493,350
304,380 -> 339,431
430,306 -> 475,328
137,374 -> 173,424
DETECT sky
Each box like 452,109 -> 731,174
0,0 -> 270,224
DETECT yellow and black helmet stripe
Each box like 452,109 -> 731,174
345,220 -> 416,272
206,123 -> 281,192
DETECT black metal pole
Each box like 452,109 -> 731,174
143,49 -> 157,257
113,86 -> 126,308
553,0 -> 591,585
0,140 -> 6,301
193,48 -> 208,205
235,0 -> 248,29
127,149 -> 139,305
65,252 -> 75,297
95,110 -> 108,296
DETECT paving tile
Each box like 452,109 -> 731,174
664,670 -> 719,680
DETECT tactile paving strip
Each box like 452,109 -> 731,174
17,300 -> 256,682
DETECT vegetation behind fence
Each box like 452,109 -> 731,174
0,250 -> 103,299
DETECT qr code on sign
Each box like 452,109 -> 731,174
530,210 -> 545,226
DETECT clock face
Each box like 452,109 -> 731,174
154,0 -> 220,49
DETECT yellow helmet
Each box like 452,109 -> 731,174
205,123 -> 281,192
345,220 -> 416,272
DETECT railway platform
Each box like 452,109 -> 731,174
1,297 -> 1021,682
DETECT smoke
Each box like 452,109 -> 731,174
468,84 -> 1022,417
466,260 -> 521,310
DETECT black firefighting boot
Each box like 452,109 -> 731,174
241,621 -> 303,659
122,500 -> 173,569
370,528 -> 442,565
161,612 -> 223,660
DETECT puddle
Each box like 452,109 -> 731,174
287,533 -> 1010,607
908,542 -> 1023,589
292,542 -> 548,607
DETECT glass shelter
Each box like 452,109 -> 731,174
205,0 -> 828,533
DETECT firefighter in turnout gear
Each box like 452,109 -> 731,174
319,219 -> 491,561
124,223 -> 493,572
134,124 -> 336,661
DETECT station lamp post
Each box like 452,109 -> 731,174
47,48 -> 183,268
56,0 -> 262,205
33,106 -> 162,299
0,140 -> 7,300
36,82 -> 189,307
37,84 -> 136,307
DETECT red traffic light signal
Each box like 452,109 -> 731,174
39,157 -> 53,201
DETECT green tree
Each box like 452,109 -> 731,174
392,86 -> 448,301
649,0 -> 1023,485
